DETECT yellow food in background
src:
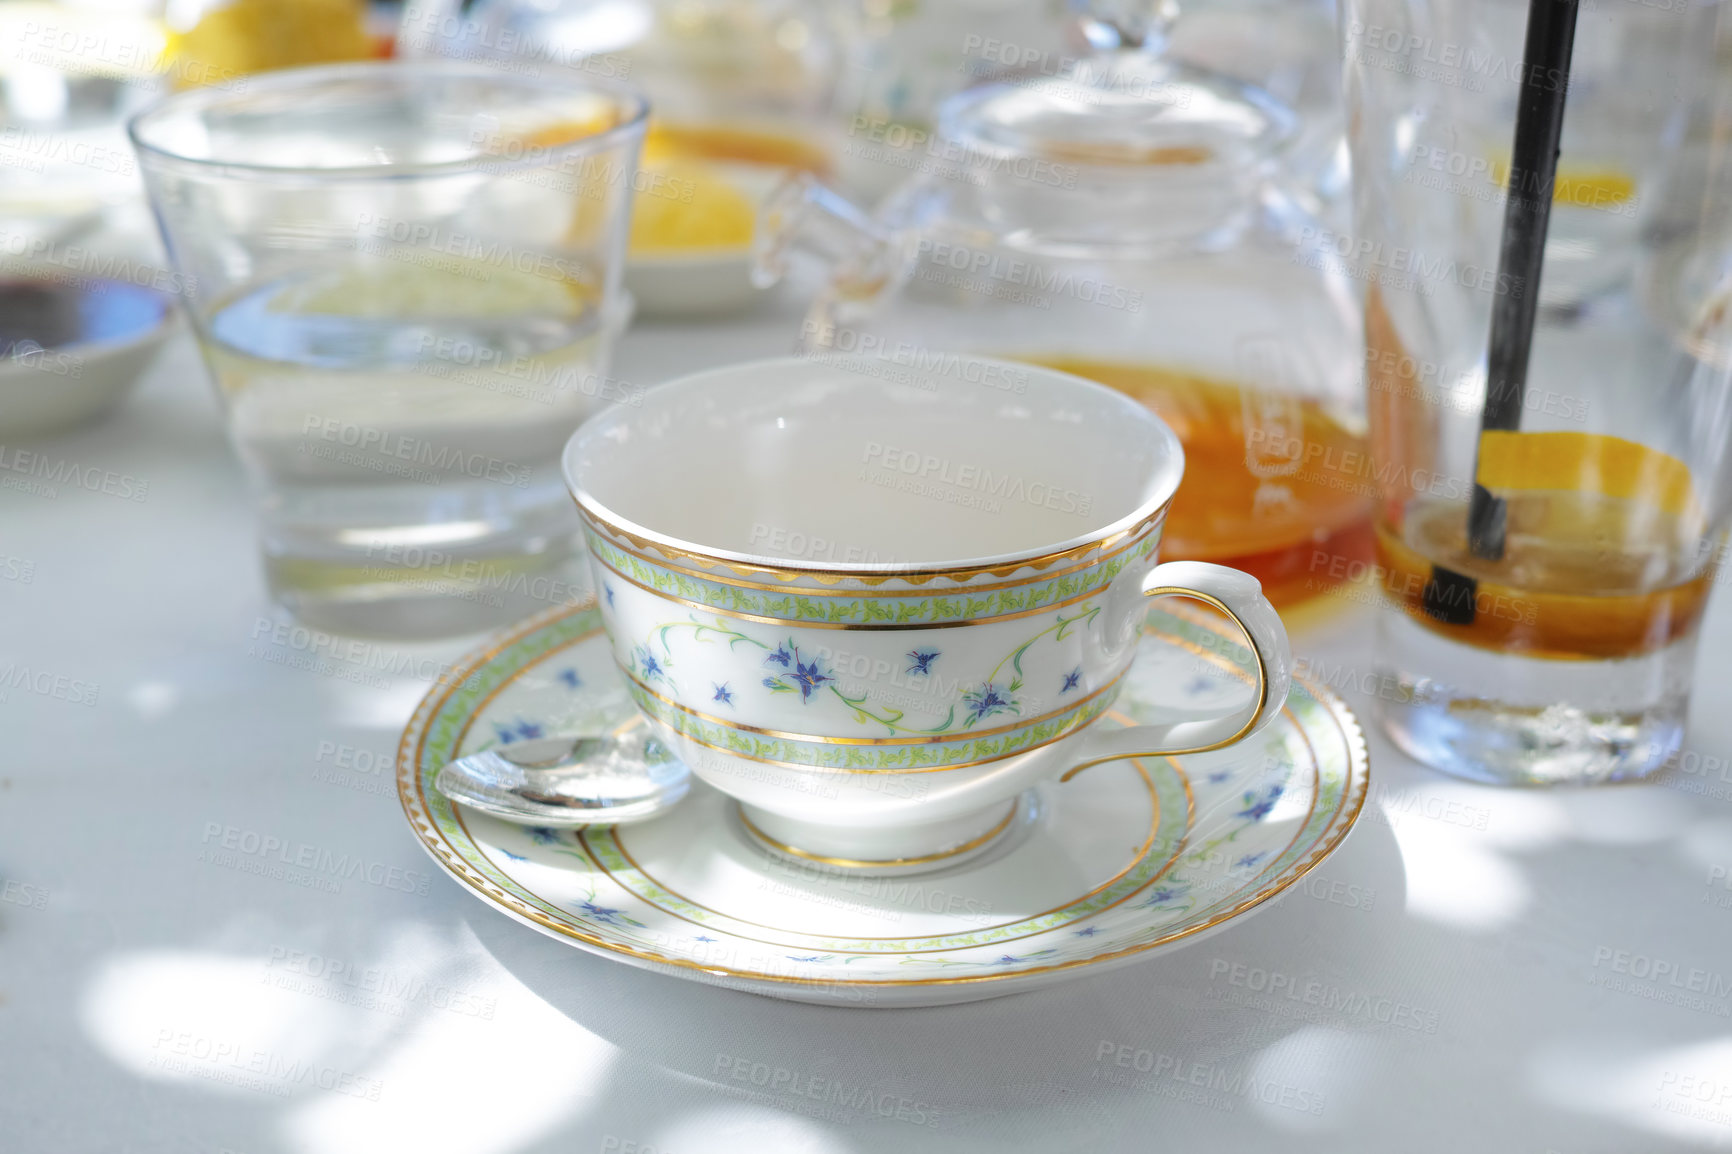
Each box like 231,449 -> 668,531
1490,160 -> 1637,210
630,159 -> 756,253
1552,168 -> 1636,208
641,123 -> 830,174
626,123 -> 832,254
169,0 -> 372,86
466,118 -> 812,255
472,117 -> 763,253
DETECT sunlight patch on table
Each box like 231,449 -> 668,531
1530,1035 -> 1732,1144
1246,1025 -> 1377,1130
1385,808 -> 1529,931
80,949 -> 360,1095
646,1103 -> 857,1154
281,954 -> 620,1154
126,680 -> 181,720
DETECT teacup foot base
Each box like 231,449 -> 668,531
736,795 -> 1033,877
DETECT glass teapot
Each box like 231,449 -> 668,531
755,1 -> 1367,605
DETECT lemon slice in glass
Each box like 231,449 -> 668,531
267,259 -> 593,318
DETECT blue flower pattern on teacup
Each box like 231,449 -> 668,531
633,645 -> 667,684
626,603 -> 1107,745
763,642 -> 836,703
961,682 -> 1019,727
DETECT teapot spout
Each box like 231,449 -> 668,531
753,173 -> 909,298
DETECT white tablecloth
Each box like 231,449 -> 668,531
7,300 -> 1732,1154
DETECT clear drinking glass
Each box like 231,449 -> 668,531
1341,0 -> 1732,784
129,61 -> 646,637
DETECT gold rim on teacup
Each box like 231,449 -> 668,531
576,503 -> 1172,590
562,355 -> 1186,588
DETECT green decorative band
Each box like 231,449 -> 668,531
585,529 -> 1159,627
626,676 -> 1121,773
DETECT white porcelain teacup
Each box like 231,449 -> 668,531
563,354 -> 1291,873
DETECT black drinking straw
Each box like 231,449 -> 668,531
1424,0 -> 1578,623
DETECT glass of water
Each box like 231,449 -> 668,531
129,61 -> 647,637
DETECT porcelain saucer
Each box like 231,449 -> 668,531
397,600 -> 1369,1007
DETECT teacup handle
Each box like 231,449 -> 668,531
1061,560 -> 1292,781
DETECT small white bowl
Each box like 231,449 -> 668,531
624,247 -> 761,318
623,162 -> 787,318
0,276 -> 173,437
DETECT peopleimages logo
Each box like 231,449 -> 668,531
247,617 -> 486,688
200,823 -> 433,896
1092,1041 -> 1326,1115
0,662 -> 100,707
912,239 -> 1143,313
298,415 -> 534,488
798,323 -> 1031,394
352,212 -> 584,282
861,441 -> 1092,517
1206,958 -> 1442,1033
711,1054 -> 941,1126
401,5 -> 631,76
0,232 -> 195,297
1591,946 -> 1732,996
1298,225 -> 1525,298
149,1031 -> 382,1100
0,445 -> 148,501
1343,21 -> 1571,94
13,19 -> 247,91
747,523 -> 899,564
456,136 -> 683,202
1404,144 -> 1639,219
0,127 -> 134,175
845,116 -> 1077,189
262,946 -> 497,1020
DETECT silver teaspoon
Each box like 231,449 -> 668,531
434,731 -> 690,827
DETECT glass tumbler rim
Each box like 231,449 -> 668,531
126,59 -> 650,183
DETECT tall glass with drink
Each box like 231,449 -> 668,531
1342,0 -> 1732,783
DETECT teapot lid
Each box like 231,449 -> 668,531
929,2 -> 1297,250
941,58 -> 1292,172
